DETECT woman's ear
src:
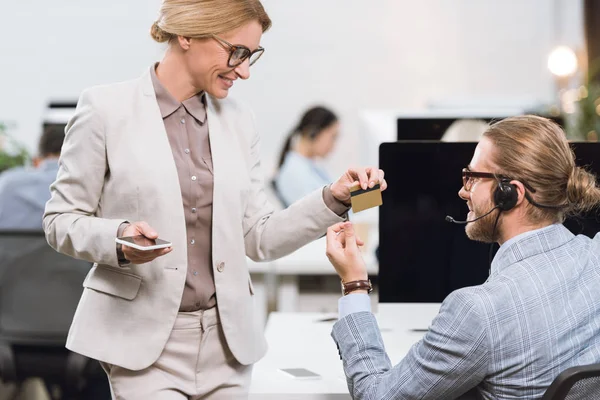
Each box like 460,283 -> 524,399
177,36 -> 192,50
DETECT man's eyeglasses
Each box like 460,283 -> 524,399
462,168 -> 537,193
462,168 -> 504,192
211,35 -> 265,68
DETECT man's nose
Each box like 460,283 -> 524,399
458,186 -> 470,201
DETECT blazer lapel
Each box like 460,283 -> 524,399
205,96 -> 224,196
205,95 -> 245,256
138,70 -> 178,181
137,69 -> 185,221
205,96 -> 229,234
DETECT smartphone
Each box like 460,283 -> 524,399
115,235 -> 172,251
279,368 -> 321,380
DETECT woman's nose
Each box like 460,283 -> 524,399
235,59 -> 251,80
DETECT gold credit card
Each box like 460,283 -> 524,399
350,183 -> 383,213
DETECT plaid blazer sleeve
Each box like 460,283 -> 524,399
331,289 -> 490,400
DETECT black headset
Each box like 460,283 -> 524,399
493,178 -> 519,211
493,177 -> 568,211
446,176 -> 566,227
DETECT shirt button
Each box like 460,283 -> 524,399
193,271 -> 198,276
217,262 -> 225,272
191,176 -> 197,181
190,239 -> 195,245
191,208 -> 197,213
180,118 -> 186,124
184,148 -> 190,154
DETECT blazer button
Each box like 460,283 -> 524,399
217,262 -> 225,272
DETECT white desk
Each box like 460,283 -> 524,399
250,303 -> 441,396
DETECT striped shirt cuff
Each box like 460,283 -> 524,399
339,293 -> 371,319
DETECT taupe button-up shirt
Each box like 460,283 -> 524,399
151,66 -> 216,311
147,65 -> 349,312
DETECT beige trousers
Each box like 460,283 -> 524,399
101,307 -> 252,400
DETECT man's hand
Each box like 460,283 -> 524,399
121,221 -> 172,264
326,222 -> 367,282
330,167 -> 387,205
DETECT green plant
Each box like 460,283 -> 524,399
573,83 -> 600,141
0,122 -> 30,173
571,58 -> 600,141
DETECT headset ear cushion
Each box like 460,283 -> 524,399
494,180 -> 518,211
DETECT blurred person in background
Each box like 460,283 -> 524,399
0,122 -> 111,399
440,118 -> 490,142
0,125 -> 63,229
274,106 -> 339,207
42,0 -> 385,398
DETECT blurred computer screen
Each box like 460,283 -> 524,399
397,114 -> 565,141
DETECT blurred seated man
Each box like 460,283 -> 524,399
274,106 -> 339,207
326,116 -> 600,399
0,124 -> 111,398
0,125 -> 63,229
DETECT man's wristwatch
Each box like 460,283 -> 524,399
341,279 -> 373,296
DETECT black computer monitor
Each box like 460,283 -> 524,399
396,115 -> 565,140
378,141 -> 600,303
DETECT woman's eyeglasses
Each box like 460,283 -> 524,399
211,35 -> 265,68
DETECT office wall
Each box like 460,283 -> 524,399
0,0 -> 583,177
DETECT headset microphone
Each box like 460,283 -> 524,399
445,205 -> 501,224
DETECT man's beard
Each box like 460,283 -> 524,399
465,200 -> 502,243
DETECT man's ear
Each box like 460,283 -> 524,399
177,35 -> 192,50
511,180 -> 527,207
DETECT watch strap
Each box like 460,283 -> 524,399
341,279 -> 372,296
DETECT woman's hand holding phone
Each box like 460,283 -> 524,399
120,221 -> 172,264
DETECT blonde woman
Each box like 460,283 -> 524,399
43,0 -> 386,398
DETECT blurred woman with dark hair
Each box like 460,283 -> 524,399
275,106 -> 339,206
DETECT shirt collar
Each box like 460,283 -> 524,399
150,63 -> 206,123
490,223 -> 573,277
39,158 -> 59,172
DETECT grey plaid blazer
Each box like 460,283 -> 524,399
332,224 -> 600,399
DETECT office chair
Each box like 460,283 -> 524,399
542,363 -> 600,399
0,230 -> 108,400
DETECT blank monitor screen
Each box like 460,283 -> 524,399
397,115 -> 565,140
378,141 -> 600,303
